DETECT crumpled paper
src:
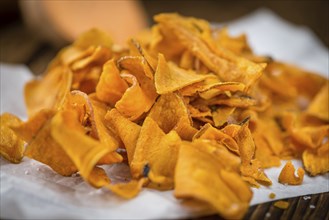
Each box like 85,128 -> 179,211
1,8 -> 328,220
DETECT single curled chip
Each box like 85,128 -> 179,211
278,161 -> 305,185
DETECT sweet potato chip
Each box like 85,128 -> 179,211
131,117 -> 181,189
148,92 -> 196,140
175,140 -> 252,219
50,110 -> 115,182
117,55 -> 158,109
115,72 -> 154,121
11,109 -> 55,142
88,166 -> 111,188
24,112 -> 77,176
154,13 -> 266,89
306,84 -> 329,121
96,60 -> 128,105
155,54 -> 209,94
0,113 -> 24,163
212,107 -> 235,127
73,28 -> 113,49
71,46 -> 111,71
302,144 -> 329,176
278,161 -> 304,185
194,123 -> 239,154
223,123 -> 272,186
105,108 -> 141,164
106,178 -> 147,199
25,66 -> 72,117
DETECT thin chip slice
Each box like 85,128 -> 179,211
115,72 -> 153,121
71,46 -> 112,71
154,13 -> 266,89
117,55 -> 158,110
0,113 -> 24,163
155,54 -> 209,94
131,117 -> 181,189
24,115 -> 77,176
224,123 -> 272,186
106,178 -> 147,199
212,107 -> 235,127
50,110 -> 114,182
88,166 -> 111,188
278,161 -> 304,185
193,123 -> 239,154
148,93 -> 192,135
306,84 -> 329,121
302,146 -> 329,176
96,60 -> 128,106
175,140 -> 252,219
73,28 -> 113,49
105,108 -> 141,164
11,109 -> 55,143
25,65 -> 72,117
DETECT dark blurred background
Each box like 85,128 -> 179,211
0,0 -> 328,74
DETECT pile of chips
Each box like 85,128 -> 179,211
1,13 -> 328,219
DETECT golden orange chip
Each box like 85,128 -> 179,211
106,178 -> 147,199
117,55 -> 154,81
0,113 -> 24,163
306,84 -> 329,121
117,55 -> 158,111
278,161 -> 304,185
73,28 -> 113,49
154,13 -> 266,90
302,146 -> 329,176
131,117 -> 181,189
148,93 -> 192,135
25,65 -> 72,117
214,28 -> 251,55
212,107 -> 236,127
291,125 -> 328,149
105,108 -> 141,164
155,54 -> 209,94
96,59 -> 128,106
128,39 -> 157,72
11,109 -> 55,142
114,72 -> 154,121
88,166 -> 111,188
274,201 -> 289,209
50,110 -> 115,183
194,123 -> 239,154
199,82 -> 245,100
225,122 -> 272,186
71,46 -> 111,71
175,140 -> 252,219
24,112 -> 77,176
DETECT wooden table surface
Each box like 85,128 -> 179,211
1,21 -> 328,220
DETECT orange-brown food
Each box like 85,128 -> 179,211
278,161 -> 305,185
1,13 -> 328,220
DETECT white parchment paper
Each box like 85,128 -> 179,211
1,8 -> 328,220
